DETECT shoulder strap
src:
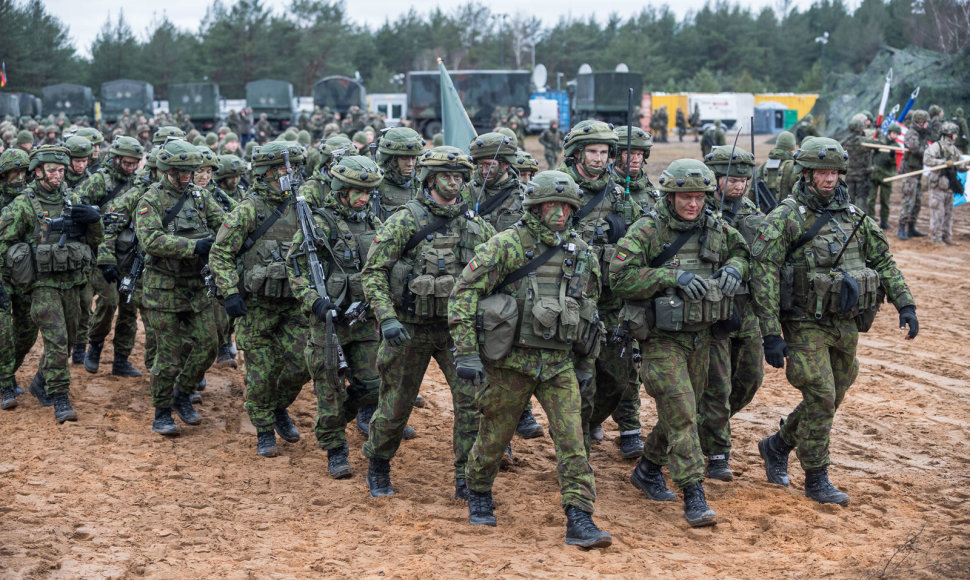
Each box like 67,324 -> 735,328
161,187 -> 193,228
572,178 -> 614,223
649,226 -> 698,268
401,202 -> 459,255
492,229 -> 560,294
789,208 -> 832,255
241,196 -> 290,252
476,187 -> 513,217
103,175 -> 130,207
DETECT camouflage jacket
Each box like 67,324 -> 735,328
207,183 -> 240,214
97,178 -> 152,267
63,169 -> 87,192
902,127 -> 929,171
841,133 -> 875,181
0,182 -> 24,209
377,167 -> 416,219
755,151 -> 797,201
870,134 -> 899,180
750,181 -> 914,337
466,170 -> 523,232
299,170 -> 330,210
448,212 -> 601,377
79,165 -> 137,211
613,167 -> 658,211
539,128 -> 563,153
362,192 -> 495,325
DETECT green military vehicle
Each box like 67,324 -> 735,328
573,71 -> 643,127
42,83 -> 94,119
168,82 -> 221,130
100,79 -> 154,122
312,76 -> 366,115
246,79 -> 294,131
0,93 -> 20,118
406,70 -> 531,138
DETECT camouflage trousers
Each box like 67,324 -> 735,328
30,285 -> 83,396
363,321 -> 476,480
590,315 -> 642,435
87,273 -> 138,358
310,319 -> 381,450
928,188 -> 954,243
213,298 -> 232,348
544,151 -> 558,171
139,291 -> 157,369
142,306 -> 217,408
697,332 -> 764,456
235,300 -> 310,432
897,175 -> 923,225
778,319 -> 859,470
846,178 -> 870,212
467,365 -> 596,514
0,285 -> 37,384
640,330 -> 710,489
74,278 -> 93,346
869,178 -> 893,225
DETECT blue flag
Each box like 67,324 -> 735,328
439,60 -> 477,153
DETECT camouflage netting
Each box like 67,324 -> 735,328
811,46 -> 970,136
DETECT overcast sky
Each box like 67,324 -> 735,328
44,0 -> 833,59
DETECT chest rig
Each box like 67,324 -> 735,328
240,195 -> 300,299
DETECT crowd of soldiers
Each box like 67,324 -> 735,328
0,100 -> 936,549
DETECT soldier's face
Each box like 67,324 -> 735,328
537,201 -> 573,231
810,169 -> 839,196
581,144 -> 610,174
118,156 -> 140,175
672,191 -> 706,221
717,175 -> 748,200
431,171 -> 464,200
167,168 -> 193,188
518,170 -> 534,184
221,176 -> 240,190
194,167 -> 213,187
92,144 -> 101,158
344,187 -> 371,209
618,149 -> 644,173
38,163 -> 65,188
70,157 -> 89,175
4,168 -> 25,186
476,159 -> 503,182
224,141 -> 239,153
396,156 -> 417,175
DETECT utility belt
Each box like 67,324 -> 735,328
617,284 -> 735,340
474,293 -> 601,361
242,243 -> 294,299
780,264 -> 880,321
4,239 -> 93,286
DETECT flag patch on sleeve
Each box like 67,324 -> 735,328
138,207 -> 149,215
469,259 -> 479,271
615,251 -> 627,261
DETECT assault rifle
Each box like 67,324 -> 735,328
118,249 -> 144,303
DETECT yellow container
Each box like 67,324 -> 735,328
755,93 -> 819,121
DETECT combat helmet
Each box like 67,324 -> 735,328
74,127 -> 104,146
657,159 -> 716,194
64,136 -> 94,159
493,127 -> 519,148
776,131 -> 797,151
704,146 -> 756,178
940,122 -> 959,137
215,154 -> 246,181
0,148 -> 29,175
909,109 -> 929,124
614,125 -> 652,158
510,150 -> 539,175
109,136 -> 145,160
468,132 -> 517,163
416,146 -> 475,184
155,139 -> 203,172
251,141 -> 304,175
144,148 -> 159,170
563,120 -> 618,158
152,126 -> 185,145
521,170 -> 583,209
321,135 -> 355,165
887,123 -> 903,134
196,146 -> 219,169
330,155 -> 384,193
848,114 -> 867,133
928,104 -> 943,117
792,137 -> 848,172
28,145 -> 70,171
376,127 -> 424,165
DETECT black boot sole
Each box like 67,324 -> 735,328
565,532 -> 612,548
630,467 -> 677,501
29,377 -> 53,407
685,511 -> 718,527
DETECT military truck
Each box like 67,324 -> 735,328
100,79 -> 154,122
168,82 -> 221,131
246,79 -> 294,131
0,93 -> 20,118
42,84 -> 95,119
406,70 -> 531,138
572,71 -> 643,127
17,93 -> 42,117
312,76 -> 366,115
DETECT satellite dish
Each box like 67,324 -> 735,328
615,63 -> 629,72
578,63 -> 592,75
532,64 -> 548,91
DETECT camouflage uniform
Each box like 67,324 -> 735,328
375,127 -> 423,219
841,116 -> 874,211
869,127 -> 901,228
898,111 -> 930,233
753,132 -> 797,208
923,123 -> 962,245
538,123 -> 563,170
613,125 -> 659,211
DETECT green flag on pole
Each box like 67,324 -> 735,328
439,59 -> 477,153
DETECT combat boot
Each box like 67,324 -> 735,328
28,372 -> 52,407
327,445 -> 352,479
706,453 -> 734,482
758,431 -> 794,486
111,355 -> 142,377
366,458 -> 395,497
172,389 -> 202,425
630,457 -> 676,501
413,394 -> 427,408
500,443 -> 513,469
879,219 -> 890,230
83,340 -> 105,374
402,425 -> 417,440
52,393 -> 78,424
151,408 -> 181,436
257,431 -> 279,457
1,384 -> 19,410
515,409 -> 544,439
467,489 -> 496,526
564,506 -> 612,548
191,379 -> 204,404
454,478 -> 469,501
71,344 -> 85,365
273,408 -> 300,442
682,482 -> 717,527
908,223 -> 927,237
617,431 -> 644,459
355,404 -> 376,436
215,344 -> 237,368
897,224 -> 909,240
804,467 -> 850,506
590,424 -> 605,441
12,380 -> 24,397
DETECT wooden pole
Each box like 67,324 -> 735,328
882,160 -> 970,183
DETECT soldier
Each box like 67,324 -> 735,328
539,120 -> 563,170
753,130 -> 797,208
698,146 -> 764,481
610,158 -> 748,527
135,139 -> 225,436
690,104 -> 702,142
62,136 -> 93,192
374,126 -> 424,219
467,132 -> 523,233
675,107 -> 687,142
254,114 -> 274,143
924,122 -> 964,246
752,137 -> 917,506
361,146 -> 495,499
13,130 -> 33,153
213,154 -> 248,203
77,136 -> 145,376
927,104 -> 945,142
794,114 -> 819,146
869,123 -> 902,230
657,106 -> 669,143
287,156 -> 386,477
560,120 -> 645,457
897,109 -> 931,240
0,145 -> 104,422
841,114 -> 874,211
449,171 -> 612,549
701,121 -> 725,157
209,142 -> 310,456
953,107 -> 969,154
75,127 -> 106,173
300,135 -> 354,209
614,125 -> 658,210
510,150 -> 539,184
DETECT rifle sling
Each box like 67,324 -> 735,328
788,209 -> 832,257
476,188 -> 512,218
492,243 -> 561,294
241,197 -> 289,252
403,214 -> 457,255
161,189 -> 193,228
650,227 -> 698,268
572,178 -> 614,223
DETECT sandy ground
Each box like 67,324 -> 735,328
1,135 -> 968,579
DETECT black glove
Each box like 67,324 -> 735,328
898,305 -> 918,339
100,265 -> 121,284
312,297 -> 337,321
455,353 -> 486,386
676,270 -> 708,301
575,368 -> 594,390
380,318 -> 411,347
70,203 -> 102,224
763,334 -> 789,369
193,238 -> 215,257
224,293 -> 248,317
0,283 -> 9,312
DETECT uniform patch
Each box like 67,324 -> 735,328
138,207 -> 149,215
616,251 -> 627,261
224,222 -> 231,228
469,259 -> 479,271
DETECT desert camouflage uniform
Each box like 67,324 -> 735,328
898,125 -> 929,227
923,135 -> 962,244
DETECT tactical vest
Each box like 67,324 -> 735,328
378,177 -> 413,219
510,225 -> 598,352
210,186 -> 235,213
758,158 -> 795,199
388,199 -> 486,320
575,188 -> 638,289
314,206 -> 378,308
471,178 -> 523,233
903,131 -> 925,170
240,195 -> 300,299
93,168 -> 132,210
26,190 -> 93,280
145,186 -> 214,281
778,198 -> 879,320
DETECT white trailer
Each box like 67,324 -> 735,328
687,93 -> 756,133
